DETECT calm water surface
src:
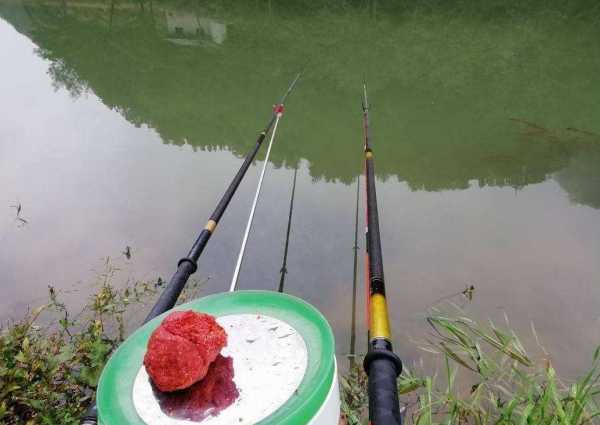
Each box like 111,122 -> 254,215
1,0 -> 600,378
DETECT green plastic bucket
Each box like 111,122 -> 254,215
97,290 -> 339,425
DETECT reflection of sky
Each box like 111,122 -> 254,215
1,17 -> 600,380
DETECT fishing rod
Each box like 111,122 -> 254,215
80,73 -> 301,425
349,176 -> 360,368
151,71 -> 300,310
229,75 -> 300,291
278,166 -> 298,293
361,83 -> 403,425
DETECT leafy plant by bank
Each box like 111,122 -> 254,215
0,260 -> 157,424
2,271 -> 599,424
341,308 -> 600,424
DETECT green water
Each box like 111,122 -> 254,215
1,0 -> 600,378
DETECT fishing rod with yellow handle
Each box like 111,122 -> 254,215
361,83 -> 403,425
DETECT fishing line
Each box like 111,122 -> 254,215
229,73 -> 301,292
229,110 -> 283,292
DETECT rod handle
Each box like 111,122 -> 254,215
143,258 -> 197,323
80,404 -> 98,425
364,349 -> 403,425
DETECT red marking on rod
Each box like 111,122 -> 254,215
273,104 -> 285,114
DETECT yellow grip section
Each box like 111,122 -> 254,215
205,219 -> 217,233
370,293 -> 391,339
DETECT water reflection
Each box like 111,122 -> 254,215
513,119 -> 600,209
165,11 -> 226,46
1,0 -> 599,207
557,150 -> 600,209
1,0 -> 600,380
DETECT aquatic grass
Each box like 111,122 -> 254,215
412,312 -> 600,424
340,361 -> 369,425
341,310 -> 600,425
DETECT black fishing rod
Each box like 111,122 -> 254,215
80,73 -> 301,425
278,166 -> 298,293
147,73 -> 300,319
361,83 -> 403,425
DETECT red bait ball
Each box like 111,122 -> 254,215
144,311 -> 227,392
162,310 -> 228,367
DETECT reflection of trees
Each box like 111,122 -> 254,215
555,134 -> 600,209
556,151 -> 600,209
1,0 -> 600,206
511,119 -> 600,208
46,57 -> 89,96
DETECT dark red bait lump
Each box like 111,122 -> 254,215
154,355 -> 239,421
144,311 -> 227,392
